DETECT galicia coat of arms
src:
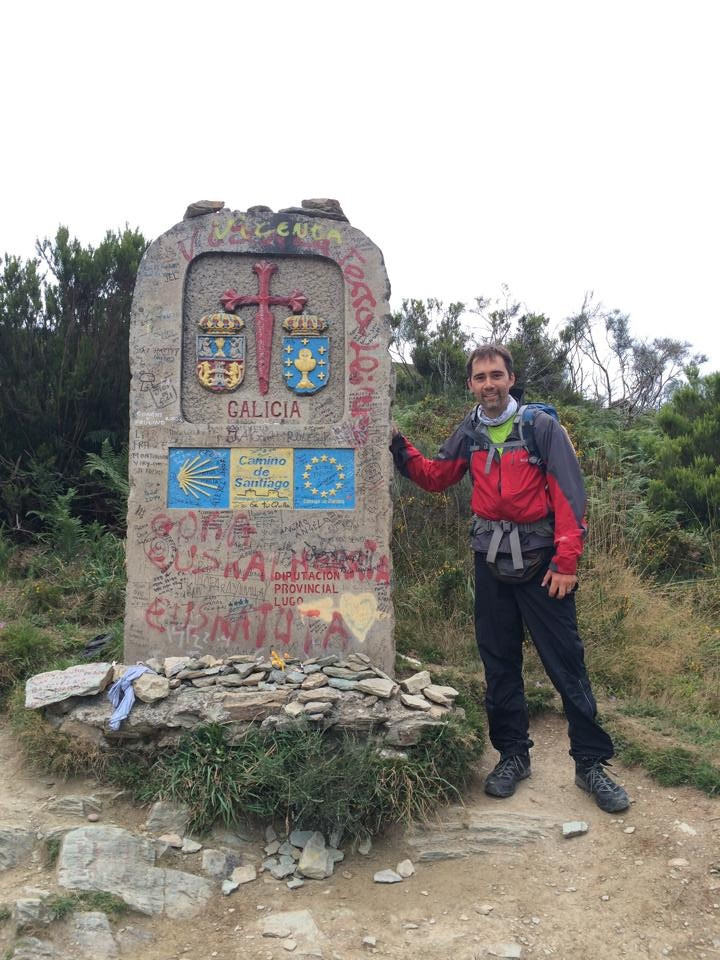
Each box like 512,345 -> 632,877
281,315 -> 329,395
196,311 -> 246,393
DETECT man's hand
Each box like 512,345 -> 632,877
541,569 -> 577,599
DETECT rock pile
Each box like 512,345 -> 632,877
27,655 -> 462,752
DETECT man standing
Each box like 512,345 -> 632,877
391,345 -> 629,813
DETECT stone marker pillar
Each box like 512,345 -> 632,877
124,200 -> 395,670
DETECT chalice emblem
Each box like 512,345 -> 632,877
281,315 -> 330,396
294,348 -> 317,389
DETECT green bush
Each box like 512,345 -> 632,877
0,622 -> 83,704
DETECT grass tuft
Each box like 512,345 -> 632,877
125,721 -> 483,839
47,891 -> 128,921
610,728 -> 720,795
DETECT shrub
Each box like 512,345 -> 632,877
0,622 -> 83,704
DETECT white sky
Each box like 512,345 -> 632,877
2,0 -> 719,369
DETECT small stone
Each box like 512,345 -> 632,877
362,935 -> 377,948
623,826 -> 636,834
284,702 -> 306,718
201,848 -> 239,878
301,673 -> 329,690
283,940 -> 298,952
373,869 -> 402,883
286,671 -> 306,684
327,678 -> 360,691
184,200 -> 224,219
562,821 -> 589,838
400,671 -> 431,695
263,925 -> 292,938
222,878 -> 240,896
265,840 -> 281,856
477,903 -> 495,915
133,672 -> 170,703
487,944 -> 522,959
286,878 -> 304,890
158,833 -> 183,848
181,838 -> 202,854
421,684 -> 452,705
87,813 -> 100,822
357,677 -> 395,699
357,837 -> 372,856
230,864 -> 257,885
164,656 -> 190,677
271,860 -> 297,880
668,858 -> 690,868
289,830 -> 316,848
297,832 -> 331,880
304,701 -> 333,715
396,859 -> 415,878
400,693 -> 432,711
241,672 -> 267,686
600,894 -> 610,901
265,825 -> 277,843
674,821 -> 697,836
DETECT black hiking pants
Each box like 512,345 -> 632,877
473,550 -> 614,761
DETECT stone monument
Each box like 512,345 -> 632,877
124,199 -> 395,670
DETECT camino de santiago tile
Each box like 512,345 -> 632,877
125,200 -> 394,669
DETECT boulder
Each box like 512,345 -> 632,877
25,663 -> 114,709
0,827 -> 34,871
12,898 -> 52,931
47,795 -> 101,818
145,801 -> 191,835
57,826 -> 211,918
70,911 -> 118,959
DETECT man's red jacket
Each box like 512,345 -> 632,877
391,407 -> 587,576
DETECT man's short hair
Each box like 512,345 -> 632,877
466,344 -> 514,380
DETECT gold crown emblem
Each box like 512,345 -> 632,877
198,312 -> 245,333
281,314 -> 327,334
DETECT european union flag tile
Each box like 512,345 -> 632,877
293,449 -> 355,510
167,447 -> 230,509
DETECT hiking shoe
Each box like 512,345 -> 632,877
484,753 -> 531,798
575,760 -> 630,813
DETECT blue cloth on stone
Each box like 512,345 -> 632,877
107,665 -> 155,731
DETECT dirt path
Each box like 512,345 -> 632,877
1,713 -> 718,960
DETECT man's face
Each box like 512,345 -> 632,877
467,355 -> 515,418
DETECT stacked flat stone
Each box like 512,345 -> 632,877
30,658 -> 462,752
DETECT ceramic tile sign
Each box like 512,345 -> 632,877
125,199 -> 394,669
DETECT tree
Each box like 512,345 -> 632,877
469,289 -> 574,401
646,370 -> 720,530
0,225 -> 147,527
559,294 -> 706,419
390,298 -> 469,396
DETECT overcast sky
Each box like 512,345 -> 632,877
3,0 -> 718,369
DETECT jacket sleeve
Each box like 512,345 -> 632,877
390,426 -> 468,492
534,414 -> 587,576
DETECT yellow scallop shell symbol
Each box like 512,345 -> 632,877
176,456 -> 223,499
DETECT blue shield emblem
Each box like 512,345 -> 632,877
282,336 -> 329,395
